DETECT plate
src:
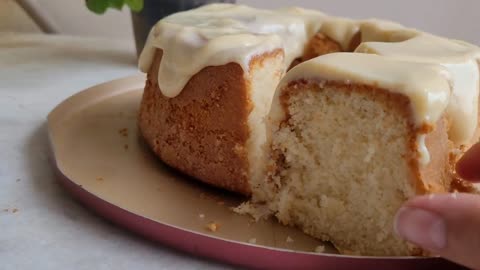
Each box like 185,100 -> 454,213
47,74 -> 464,270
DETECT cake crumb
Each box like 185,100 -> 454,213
96,177 -> 104,181
428,193 -> 435,200
124,144 -> 129,150
451,191 -> 458,199
206,222 -> 219,232
232,201 -> 271,221
118,128 -> 129,137
314,245 -> 325,253
12,208 -> 18,213
248,238 -> 257,244
199,214 -> 205,219
286,236 -> 294,243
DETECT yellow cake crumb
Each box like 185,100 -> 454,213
286,236 -> 294,243
248,238 -> 257,244
314,245 -> 325,253
206,222 -> 219,232
118,128 -> 129,137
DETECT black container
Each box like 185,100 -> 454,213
131,0 -> 236,57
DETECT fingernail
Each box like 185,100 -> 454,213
394,207 -> 447,250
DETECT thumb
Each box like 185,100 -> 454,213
456,143 -> 480,182
395,193 -> 480,269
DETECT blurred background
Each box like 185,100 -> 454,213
1,0 -> 479,44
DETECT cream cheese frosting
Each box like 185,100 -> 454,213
138,3 -> 326,97
138,3 -> 424,98
276,53 -> 452,165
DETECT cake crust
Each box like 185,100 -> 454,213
139,50 -> 252,194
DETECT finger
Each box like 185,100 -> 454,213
394,193 -> 480,270
456,143 -> 480,182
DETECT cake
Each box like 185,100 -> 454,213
137,3 -> 480,256
266,53 -> 453,256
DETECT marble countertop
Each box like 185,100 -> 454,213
0,33 -> 235,270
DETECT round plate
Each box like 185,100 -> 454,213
47,75 -> 464,270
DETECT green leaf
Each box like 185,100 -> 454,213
125,0 -> 144,12
86,0 -> 143,14
86,0 -> 109,14
108,0 -> 124,10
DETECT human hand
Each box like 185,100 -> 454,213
394,143 -> 480,269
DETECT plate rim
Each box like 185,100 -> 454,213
46,75 -> 463,270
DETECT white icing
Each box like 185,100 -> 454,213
359,19 -> 419,43
417,135 -> 430,165
320,17 -> 359,50
138,3 -> 326,97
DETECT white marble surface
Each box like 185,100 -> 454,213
0,33 -> 235,270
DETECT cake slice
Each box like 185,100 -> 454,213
356,34 -> 480,149
264,53 -> 453,256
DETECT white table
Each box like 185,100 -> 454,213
0,33 -> 235,270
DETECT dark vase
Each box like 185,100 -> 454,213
131,0 -> 236,57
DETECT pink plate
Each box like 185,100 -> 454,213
47,75 -> 465,270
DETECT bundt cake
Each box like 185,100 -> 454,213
137,3 -> 480,256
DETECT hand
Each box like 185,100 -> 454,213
394,143 -> 480,269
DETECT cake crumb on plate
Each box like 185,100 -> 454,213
314,245 -> 325,253
206,222 -> 219,232
118,128 -> 129,137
